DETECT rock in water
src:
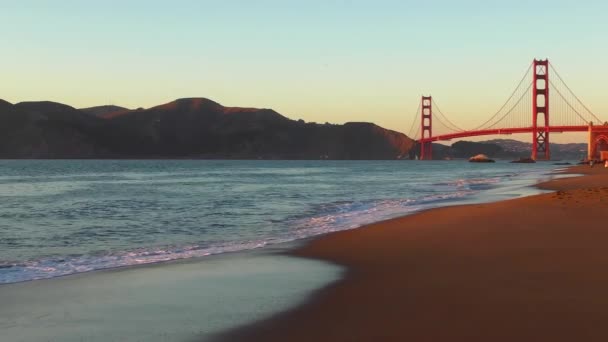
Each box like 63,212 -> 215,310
469,154 -> 495,163
510,157 -> 536,163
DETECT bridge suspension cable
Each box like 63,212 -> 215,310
431,99 -> 465,133
549,64 -> 604,124
469,62 -> 534,131
550,79 -> 597,125
407,102 -> 421,140
482,82 -> 533,129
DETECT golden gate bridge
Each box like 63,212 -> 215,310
407,59 -> 607,160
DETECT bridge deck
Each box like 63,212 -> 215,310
420,125 -> 588,142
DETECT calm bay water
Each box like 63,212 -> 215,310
0,160 -> 561,284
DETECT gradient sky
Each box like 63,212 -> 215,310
2,0 -> 607,143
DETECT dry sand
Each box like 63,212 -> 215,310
215,165 -> 608,342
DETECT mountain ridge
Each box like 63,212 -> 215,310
0,97 -> 415,159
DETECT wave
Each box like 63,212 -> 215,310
0,165 -> 552,285
289,190 -> 475,238
0,190 -> 477,284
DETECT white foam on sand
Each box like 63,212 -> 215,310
0,249 -> 342,342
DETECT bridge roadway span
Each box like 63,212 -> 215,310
420,125 -> 588,143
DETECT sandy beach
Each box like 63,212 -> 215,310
0,247 -> 340,342
215,165 -> 608,341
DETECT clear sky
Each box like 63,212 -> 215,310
2,0 -> 607,142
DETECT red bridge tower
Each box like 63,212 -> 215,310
532,59 -> 550,160
420,96 -> 433,160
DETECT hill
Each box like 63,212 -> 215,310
484,139 -> 586,160
98,98 -> 414,159
79,105 -> 130,118
425,139 -> 586,160
0,101 -> 109,158
0,98 -> 415,159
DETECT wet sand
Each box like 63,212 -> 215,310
216,165 -> 608,341
0,248 -> 341,342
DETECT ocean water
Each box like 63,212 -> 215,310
0,159 -> 562,284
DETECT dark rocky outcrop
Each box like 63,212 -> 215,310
510,157 -> 536,163
0,98 -> 415,159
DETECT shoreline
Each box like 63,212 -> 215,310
1,160 -> 553,286
214,165 -> 608,341
0,244 -> 342,342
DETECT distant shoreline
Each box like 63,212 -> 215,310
215,165 -> 608,341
